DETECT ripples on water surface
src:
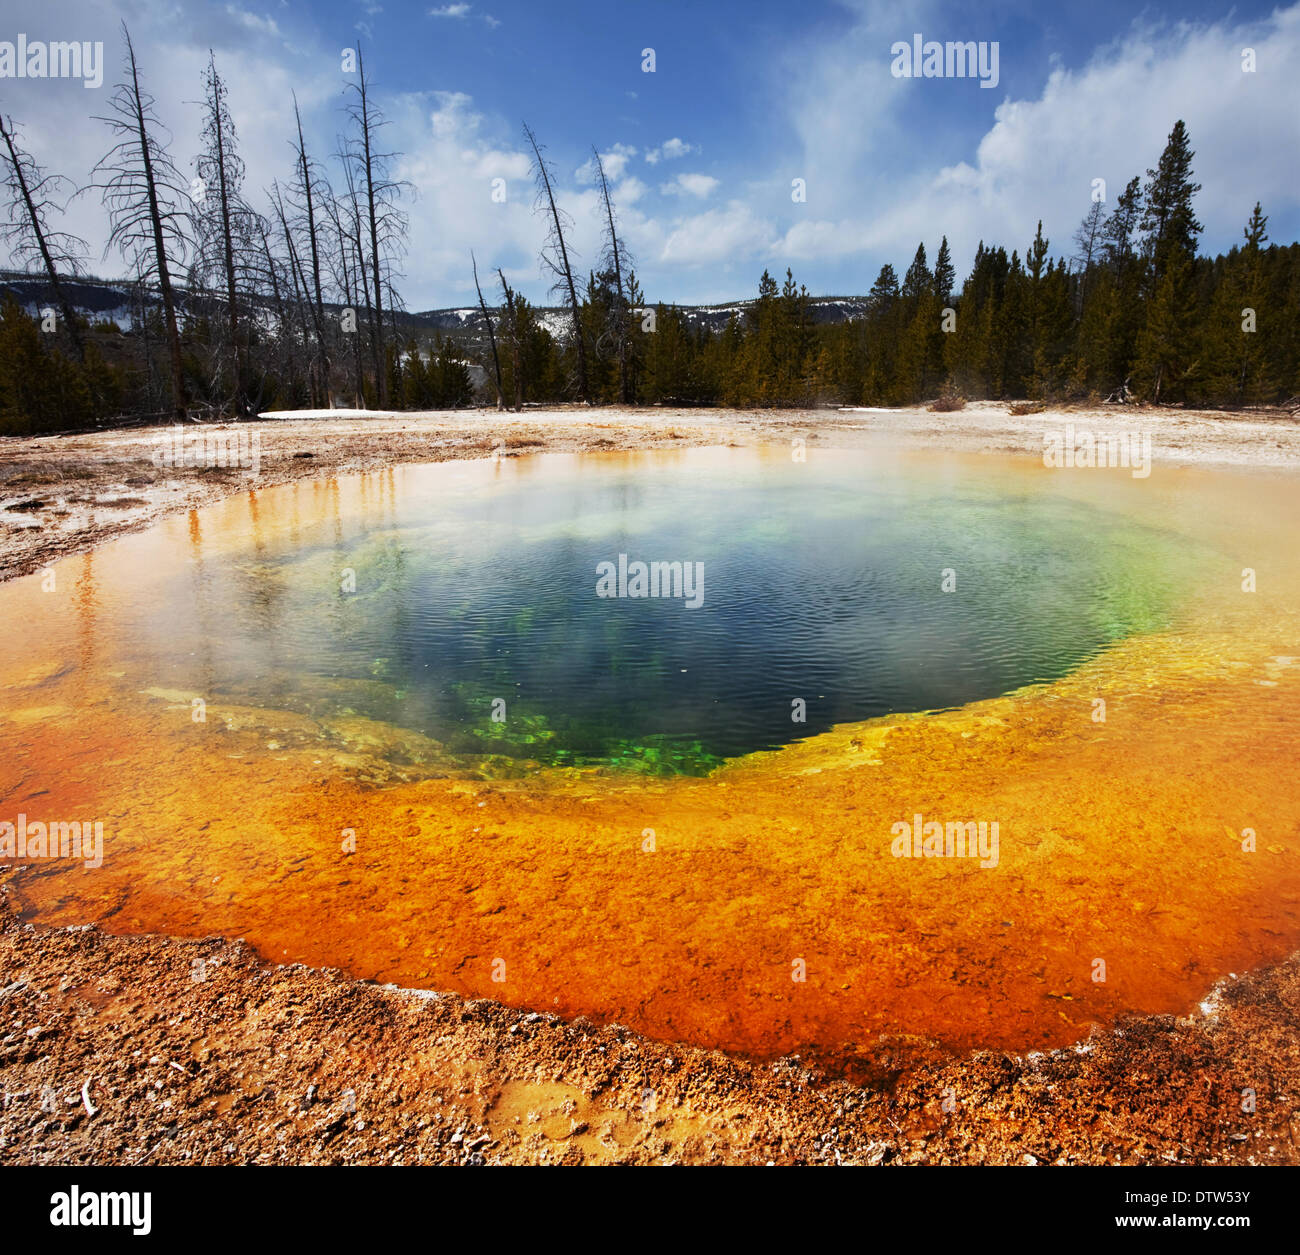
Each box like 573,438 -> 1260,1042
73,448 -> 1215,772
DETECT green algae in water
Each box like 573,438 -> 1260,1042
120,452 -> 1218,775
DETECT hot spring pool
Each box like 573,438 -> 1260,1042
2,445 -> 1298,1065
5,447 -> 1220,774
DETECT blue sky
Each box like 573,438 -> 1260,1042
4,0 -> 1300,308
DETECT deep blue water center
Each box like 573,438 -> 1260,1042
151,449 -> 1195,774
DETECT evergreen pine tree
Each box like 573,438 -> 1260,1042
902,244 -> 931,300
1135,122 -> 1204,402
932,237 -> 955,305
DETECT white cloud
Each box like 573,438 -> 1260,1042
913,11 -> 1300,264
779,2 -> 1300,272
388,90 -> 550,303
224,5 -> 281,39
660,173 -> 719,199
5,0 -> 1297,312
659,201 -> 777,266
644,137 -> 697,165
7,1 -> 335,285
615,176 -> 647,205
780,0 -> 926,198
576,143 -> 638,184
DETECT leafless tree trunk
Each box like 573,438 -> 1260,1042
249,215 -> 289,409
256,217 -> 285,329
196,54 -> 249,412
498,267 -> 523,411
1071,199 -> 1106,316
270,180 -> 318,402
345,45 -> 409,409
472,251 -> 504,409
92,24 -> 188,420
337,154 -> 370,408
354,49 -> 383,403
524,122 -> 588,402
291,95 -> 329,406
0,113 -> 88,361
592,146 -> 632,404
131,276 -> 159,411
323,188 -> 362,408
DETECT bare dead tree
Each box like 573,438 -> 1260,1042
497,266 -> 523,411
1104,376 -> 1135,404
289,94 -> 330,405
523,121 -> 588,402
1071,199 -> 1106,316
245,212 -> 292,410
192,51 -> 258,413
321,189 -> 351,311
269,179 -> 319,402
335,149 -> 372,407
90,23 -> 189,420
253,215 -> 285,329
0,113 -> 89,361
344,43 -> 409,408
472,251 -> 504,409
322,183 -> 362,407
592,145 -> 634,404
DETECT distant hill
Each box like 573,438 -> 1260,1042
408,296 -> 870,338
0,270 -> 869,348
0,273 -> 140,325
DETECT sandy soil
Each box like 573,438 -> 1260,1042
2,400 -> 1299,1166
2,400 -> 1297,584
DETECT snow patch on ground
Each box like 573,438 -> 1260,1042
258,408 -> 403,420
537,310 -> 574,339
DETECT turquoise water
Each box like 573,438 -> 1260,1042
118,449 -> 1207,774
